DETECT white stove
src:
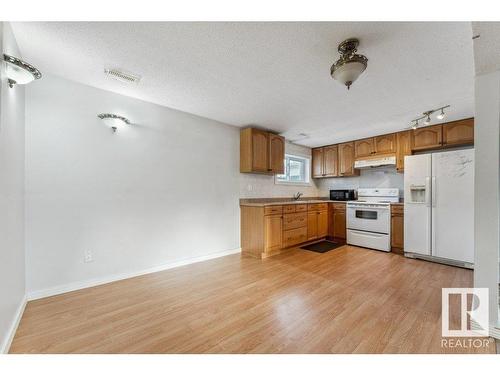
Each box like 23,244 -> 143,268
346,188 -> 399,252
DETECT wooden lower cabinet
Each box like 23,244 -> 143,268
307,203 -> 328,241
241,202 -> 332,258
283,227 -> 307,248
391,205 -> 404,254
330,203 -> 346,240
264,214 -> 282,256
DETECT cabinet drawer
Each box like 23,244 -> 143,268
295,204 -> 307,212
283,205 -> 296,214
332,202 -> 346,211
283,227 -> 307,248
283,212 -> 307,230
308,203 -> 328,211
264,205 -> 283,215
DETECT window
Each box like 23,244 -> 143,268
275,154 -> 311,185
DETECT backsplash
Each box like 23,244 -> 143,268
316,167 -> 404,197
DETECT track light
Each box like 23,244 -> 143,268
424,114 -> 431,125
436,108 -> 446,120
409,105 -> 450,130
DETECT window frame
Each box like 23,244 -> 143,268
274,153 -> 312,186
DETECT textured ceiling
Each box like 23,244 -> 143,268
472,22 -> 500,76
12,22 -> 475,147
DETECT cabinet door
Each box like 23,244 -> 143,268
412,125 -> 442,151
375,133 -> 396,154
442,118 -> 474,147
317,210 -> 328,238
264,214 -> 282,254
354,138 -> 375,158
307,211 -> 318,240
323,145 -> 338,177
391,214 -> 404,250
251,129 -> 270,172
333,209 -> 346,239
338,142 -> 359,177
269,134 -> 285,173
396,131 -> 412,173
312,148 -> 324,178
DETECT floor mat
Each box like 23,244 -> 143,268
300,240 -> 344,253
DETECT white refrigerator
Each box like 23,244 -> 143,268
404,149 -> 474,265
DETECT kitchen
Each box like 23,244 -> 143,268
3,20 -> 499,357
240,117 -> 475,266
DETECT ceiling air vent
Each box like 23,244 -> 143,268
104,68 -> 141,85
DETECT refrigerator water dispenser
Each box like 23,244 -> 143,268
409,185 -> 426,203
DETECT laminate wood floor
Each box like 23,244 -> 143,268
10,246 -> 496,354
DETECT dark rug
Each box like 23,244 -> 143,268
300,240 -> 344,253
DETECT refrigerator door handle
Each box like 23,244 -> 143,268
432,176 -> 436,207
425,177 -> 431,207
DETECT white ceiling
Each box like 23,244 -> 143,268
472,22 -> 500,76
11,22 -> 475,147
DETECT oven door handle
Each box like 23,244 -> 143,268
348,229 -> 387,238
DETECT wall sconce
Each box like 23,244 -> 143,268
3,54 -> 42,88
97,113 -> 130,133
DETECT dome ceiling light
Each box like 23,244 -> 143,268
330,38 -> 368,90
409,105 -> 450,130
3,54 -> 42,88
97,113 -> 130,133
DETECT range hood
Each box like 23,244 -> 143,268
354,156 -> 397,169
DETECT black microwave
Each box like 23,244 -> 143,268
330,189 -> 357,201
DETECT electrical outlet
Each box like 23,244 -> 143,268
84,249 -> 94,263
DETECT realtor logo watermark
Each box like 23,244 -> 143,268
441,288 -> 490,349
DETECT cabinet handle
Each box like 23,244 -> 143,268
267,168 -> 272,171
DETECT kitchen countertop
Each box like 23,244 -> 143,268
240,198 -> 404,207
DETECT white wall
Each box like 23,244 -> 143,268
0,23 -> 26,353
239,142 -> 320,198
25,74 -> 241,297
474,70 -> 500,326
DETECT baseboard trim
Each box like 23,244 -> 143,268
27,248 -> 241,301
1,296 -> 27,354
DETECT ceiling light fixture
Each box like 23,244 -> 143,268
97,113 -> 130,133
410,105 -> 450,130
3,54 -> 42,88
330,38 -> 368,90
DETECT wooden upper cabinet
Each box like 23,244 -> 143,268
338,142 -> 359,177
411,125 -> 443,151
251,129 -> 269,172
240,128 -> 284,174
396,131 -> 412,173
323,145 -> 338,177
312,148 -> 324,178
442,118 -> 474,147
354,138 -> 375,158
269,134 -> 285,174
375,133 -> 396,154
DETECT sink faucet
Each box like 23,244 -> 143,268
293,192 -> 303,201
